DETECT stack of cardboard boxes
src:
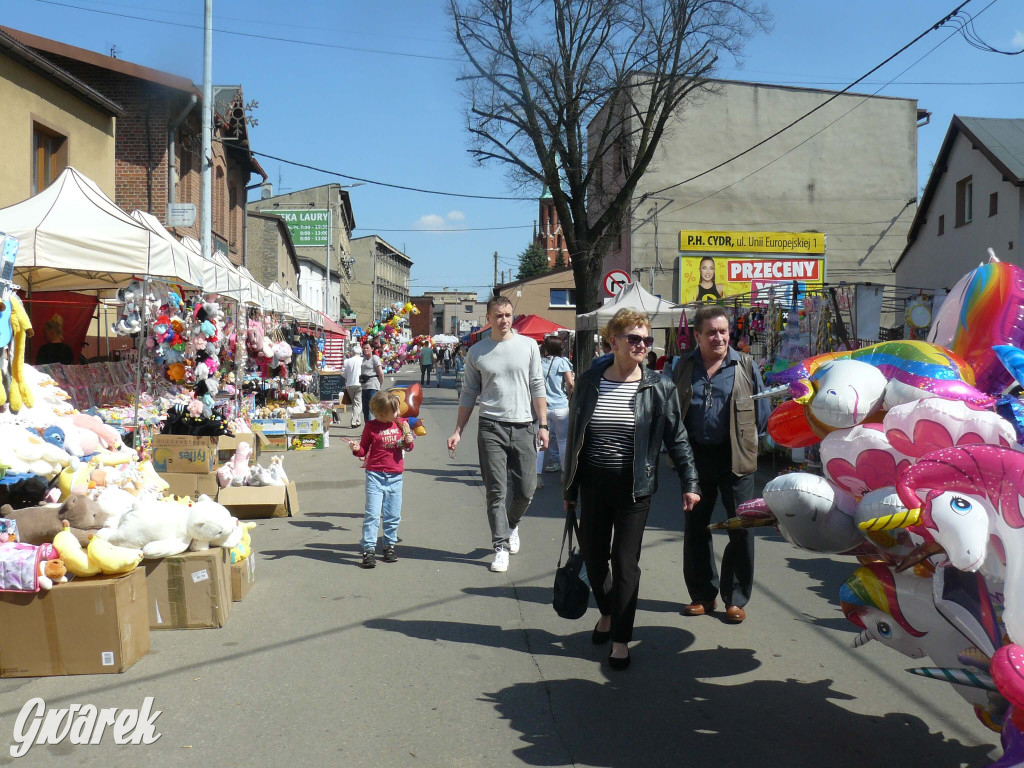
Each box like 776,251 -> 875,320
285,412 -> 330,451
0,431 -> 300,678
151,432 -> 300,520
0,547 -> 247,677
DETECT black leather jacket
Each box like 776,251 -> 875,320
563,360 -> 700,502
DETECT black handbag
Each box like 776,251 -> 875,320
552,505 -> 590,620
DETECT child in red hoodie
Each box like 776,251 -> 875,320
347,390 -> 414,568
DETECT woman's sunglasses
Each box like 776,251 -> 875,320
616,334 -> 655,348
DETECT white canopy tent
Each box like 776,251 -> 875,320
0,167 -> 206,291
576,282 -> 689,331
128,211 -> 207,289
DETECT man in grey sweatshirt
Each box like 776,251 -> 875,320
448,295 -> 548,572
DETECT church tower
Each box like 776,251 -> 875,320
534,186 -> 569,267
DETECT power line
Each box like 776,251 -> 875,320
652,6 -> 979,216
643,0 -> 978,200
238,147 -> 533,201
360,225 -> 532,233
29,0 -> 460,62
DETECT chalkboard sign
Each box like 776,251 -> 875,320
319,372 -> 345,403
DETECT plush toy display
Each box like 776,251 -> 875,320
53,520 -> 101,577
228,521 -> 257,563
86,533 -> 144,574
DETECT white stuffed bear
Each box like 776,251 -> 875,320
187,496 -> 236,551
98,494 -> 235,558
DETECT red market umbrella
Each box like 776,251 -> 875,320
511,314 -> 568,342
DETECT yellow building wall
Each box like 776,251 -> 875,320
0,54 -> 116,207
507,270 -> 577,329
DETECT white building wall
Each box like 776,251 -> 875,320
602,81 -> 919,301
897,132 -> 1023,290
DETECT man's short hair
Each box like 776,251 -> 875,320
693,305 -> 729,333
487,295 -> 513,314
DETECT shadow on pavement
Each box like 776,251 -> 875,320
405,465 -> 481,484
785,555 -> 858,605
462,585 -> 684,617
478,642 -> 993,768
261,541 -> 494,568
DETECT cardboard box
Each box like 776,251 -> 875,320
231,552 -> 256,601
259,434 -> 287,453
252,419 -> 286,436
160,471 -> 220,500
0,568 -> 150,677
287,433 -> 325,451
144,549 -> 232,629
218,481 -> 300,519
286,413 -> 328,435
151,435 -> 218,474
217,433 -> 259,464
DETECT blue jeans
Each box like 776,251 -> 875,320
362,471 -> 403,552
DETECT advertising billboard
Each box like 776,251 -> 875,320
678,230 -> 826,306
277,209 -> 331,247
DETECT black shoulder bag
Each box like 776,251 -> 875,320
552,505 -> 590,620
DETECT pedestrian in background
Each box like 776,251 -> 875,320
564,308 -> 700,670
342,346 -> 364,428
448,296 -> 547,573
535,336 -> 574,487
420,343 -> 435,386
360,342 -> 384,426
675,305 -> 769,624
347,390 -> 415,569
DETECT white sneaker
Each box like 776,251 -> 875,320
490,548 -> 509,572
509,526 -> 520,555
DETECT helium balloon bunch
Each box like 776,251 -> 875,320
735,256 -> 1024,760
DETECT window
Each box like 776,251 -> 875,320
32,123 -> 67,195
955,176 -> 973,226
990,192 -> 998,217
229,184 -> 238,243
550,288 -> 576,307
937,215 -> 944,236
464,304 -> 473,313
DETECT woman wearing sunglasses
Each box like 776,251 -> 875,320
563,308 -> 700,670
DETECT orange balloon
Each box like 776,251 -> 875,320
767,399 -> 821,448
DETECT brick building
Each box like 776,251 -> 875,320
534,186 -> 570,268
245,211 -> 301,295
3,26 -> 265,266
408,296 -> 434,338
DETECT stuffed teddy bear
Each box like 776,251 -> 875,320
97,494 -> 235,558
59,495 -> 114,545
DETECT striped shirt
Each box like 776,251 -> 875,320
582,377 -> 640,471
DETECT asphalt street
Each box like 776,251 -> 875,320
0,369 -> 1004,767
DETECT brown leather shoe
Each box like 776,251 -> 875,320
682,600 -> 717,617
724,605 -> 746,623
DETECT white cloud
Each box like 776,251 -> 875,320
415,214 -> 446,229
447,210 -> 465,221
1013,30 -> 1024,48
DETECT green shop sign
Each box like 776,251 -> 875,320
277,209 -> 331,247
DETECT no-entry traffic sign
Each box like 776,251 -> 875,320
603,269 -> 631,297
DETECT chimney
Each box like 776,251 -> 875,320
260,182 -> 273,199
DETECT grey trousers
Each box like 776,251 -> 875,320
477,418 -> 538,550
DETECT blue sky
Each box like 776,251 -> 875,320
5,0 -> 1022,297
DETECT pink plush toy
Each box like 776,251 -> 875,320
228,442 -> 251,487
72,413 -> 123,451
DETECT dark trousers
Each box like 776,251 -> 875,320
361,389 -> 377,425
578,467 -> 651,643
420,364 -> 433,385
684,444 -> 756,607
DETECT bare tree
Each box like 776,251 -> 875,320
449,0 -> 769,359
